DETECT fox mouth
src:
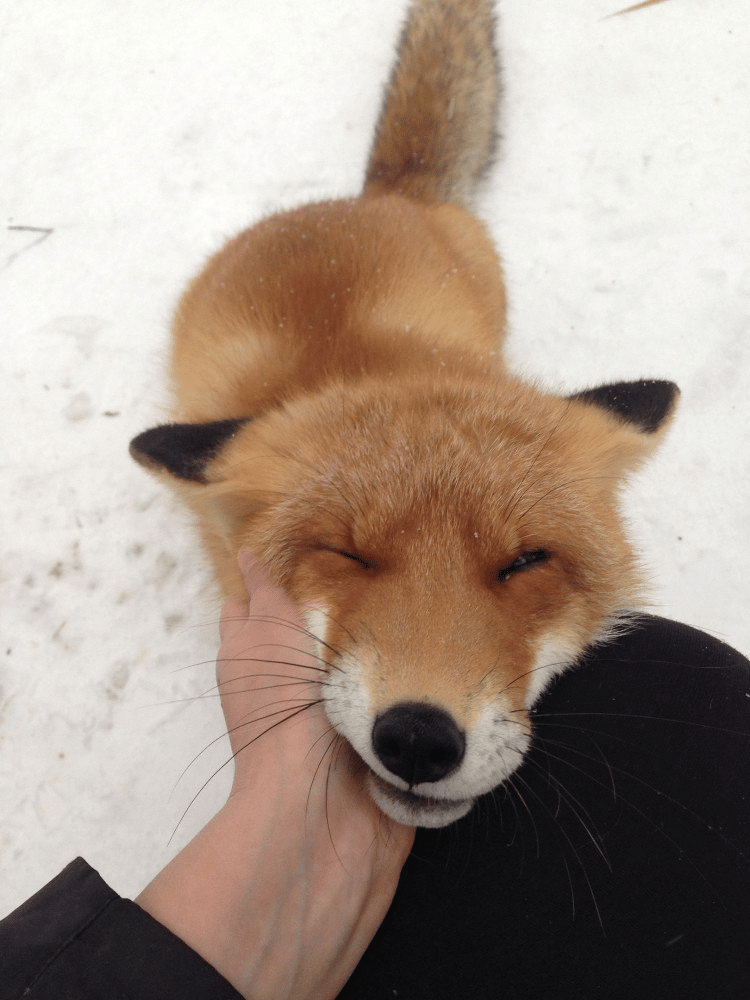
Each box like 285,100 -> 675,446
368,771 -> 474,829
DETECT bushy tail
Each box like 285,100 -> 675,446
363,0 -> 500,209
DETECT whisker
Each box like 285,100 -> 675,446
169,648 -> 335,679
501,421 -> 561,528
523,756 -> 612,871
500,778 -> 524,851
174,696 -> 324,784
505,774 -> 540,861
501,657 -> 574,697
170,657 -> 226,675
560,851 -> 576,922
511,770 -> 605,930
530,729 -> 748,903
169,700 -> 323,842
219,612 -> 347,669
154,675 -> 324,709
517,475 -> 616,522
215,653 -> 330,674
321,734 -> 348,864
531,709 -> 750,741
216,675 -> 327,696
296,604 -> 365,661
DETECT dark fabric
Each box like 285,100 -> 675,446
0,857 -> 242,999
1,616 -> 747,999
340,615 -> 750,999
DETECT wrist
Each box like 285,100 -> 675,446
137,802 -> 287,995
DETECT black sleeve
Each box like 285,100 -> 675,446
0,857 -> 243,1000
340,615 -> 750,1000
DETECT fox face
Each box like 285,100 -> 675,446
132,371 -> 676,827
130,0 -> 679,827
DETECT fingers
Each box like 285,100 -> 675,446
218,553 -> 266,642
218,555 -> 307,698
236,550 -> 267,593
219,597 -> 248,643
217,553 -> 323,761
219,554 -> 290,642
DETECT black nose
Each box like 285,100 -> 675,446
371,702 -> 466,785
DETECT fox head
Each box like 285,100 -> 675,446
131,373 -> 677,827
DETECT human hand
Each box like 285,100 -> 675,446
137,554 -> 415,1000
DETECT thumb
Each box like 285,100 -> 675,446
219,596 -> 248,643
219,552 -> 270,642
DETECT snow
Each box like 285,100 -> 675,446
1,0 -> 748,913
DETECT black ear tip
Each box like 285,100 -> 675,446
129,419 -> 249,483
129,432 -> 147,463
569,380 -> 679,434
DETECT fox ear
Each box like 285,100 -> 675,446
568,380 -> 679,434
129,419 -> 249,484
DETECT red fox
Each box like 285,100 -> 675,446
131,0 -> 678,828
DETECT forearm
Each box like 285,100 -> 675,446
136,797 -> 303,997
136,794 -> 410,1000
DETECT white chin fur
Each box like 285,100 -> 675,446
368,772 -> 474,828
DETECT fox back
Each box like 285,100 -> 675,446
131,0 -> 678,827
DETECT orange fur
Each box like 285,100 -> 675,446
131,0 -> 678,826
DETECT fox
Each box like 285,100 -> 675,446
130,0 -> 678,829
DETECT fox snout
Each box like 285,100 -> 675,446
366,702 -> 476,828
372,702 -> 467,786
317,594 -> 538,829
356,696 -> 529,828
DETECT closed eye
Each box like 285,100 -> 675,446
333,549 -> 375,571
498,549 -> 550,582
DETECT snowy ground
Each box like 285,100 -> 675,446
2,0 -> 748,913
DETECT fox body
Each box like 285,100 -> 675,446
131,0 -> 678,827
